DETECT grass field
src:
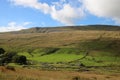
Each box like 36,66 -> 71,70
17,49 -> 120,66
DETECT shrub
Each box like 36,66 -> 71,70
0,49 -> 27,65
0,48 -> 5,54
0,52 -> 17,65
13,55 -> 27,65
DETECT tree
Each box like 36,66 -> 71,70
0,52 -> 17,65
13,55 -> 27,65
0,48 -> 5,54
0,48 -> 27,65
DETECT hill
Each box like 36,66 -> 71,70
5,25 -> 120,34
0,25 -> 120,51
0,24 -> 120,74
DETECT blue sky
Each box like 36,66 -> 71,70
0,0 -> 119,32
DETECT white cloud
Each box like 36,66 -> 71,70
82,0 -> 120,24
9,0 -> 85,25
0,22 -> 30,32
9,0 -> 120,25
52,5 -> 84,25
9,0 -> 51,14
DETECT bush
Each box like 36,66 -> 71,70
13,55 -> 27,65
4,52 -> 16,58
0,48 -> 5,54
0,48 -> 27,65
0,52 -> 17,65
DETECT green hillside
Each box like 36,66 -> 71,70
0,25 -> 120,70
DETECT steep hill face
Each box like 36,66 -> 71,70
6,25 -> 120,34
0,25 -> 120,54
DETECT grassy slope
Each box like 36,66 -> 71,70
0,30 -> 120,51
0,25 -> 120,67
0,25 -> 120,80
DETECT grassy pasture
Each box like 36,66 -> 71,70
17,48 -> 120,68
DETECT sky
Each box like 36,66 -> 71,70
0,0 -> 120,32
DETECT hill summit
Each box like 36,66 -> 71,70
9,25 -> 120,34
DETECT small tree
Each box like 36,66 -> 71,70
13,55 -> 27,65
0,51 -> 17,65
0,48 -> 5,54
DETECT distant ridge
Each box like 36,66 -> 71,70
8,25 -> 120,34
70,25 -> 120,31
